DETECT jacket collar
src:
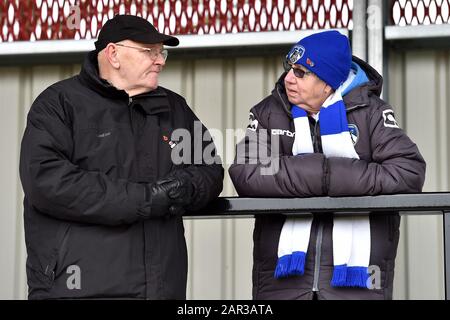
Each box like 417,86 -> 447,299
130,89 -> 170,115
342,55 -> 382,110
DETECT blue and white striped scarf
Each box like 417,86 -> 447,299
275,74 -> 371,288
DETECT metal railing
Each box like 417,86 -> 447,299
186,192 -> 450,300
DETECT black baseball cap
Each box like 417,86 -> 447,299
94,14 -> 179,52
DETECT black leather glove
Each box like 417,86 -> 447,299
137,179 -> 177,219
138,172 -> 194,219
164,171 -> 194,207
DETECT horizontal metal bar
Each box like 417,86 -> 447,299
0,29 -> 348,56
385,24 -> 450,40
171,29 -> 348,50
184,193 -> 450,217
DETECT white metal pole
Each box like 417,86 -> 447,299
367,0 -> 384,77
352,0 -> 367,61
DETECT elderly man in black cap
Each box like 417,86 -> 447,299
19,15 -> 223,300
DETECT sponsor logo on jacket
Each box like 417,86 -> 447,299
271,129 -> 295,137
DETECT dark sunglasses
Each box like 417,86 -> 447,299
283,60 -> 312,78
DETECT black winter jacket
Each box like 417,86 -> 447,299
229,56 -> 426,300
20,51 -> 224,299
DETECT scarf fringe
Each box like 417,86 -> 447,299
331,264 -> 348,287
274,255 -> 291,279
346,267 -> 369,288
331,265 -> 369,288
288,251 -> 306,275
274,251 -> 307,279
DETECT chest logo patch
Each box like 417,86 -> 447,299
348,124 -> 359,145
163,135 -> 177,149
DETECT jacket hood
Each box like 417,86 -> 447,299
341,61 -> 370,97
272,55 -> 384,116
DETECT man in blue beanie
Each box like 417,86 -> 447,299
229,30 -> 426,300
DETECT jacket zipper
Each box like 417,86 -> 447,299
311,117 -> 323,293
312,119 -> 322,152
143,221 -> 149,299
128,97 -> 137,135
312,221 -> 324,292
130,95 -> 148,298
311,119 -> 316,150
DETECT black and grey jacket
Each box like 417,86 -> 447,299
229,56 -> 426,300
20,51 -> 224,300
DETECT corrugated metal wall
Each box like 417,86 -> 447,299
388,49 -> 449,300
0,48 -> 448,299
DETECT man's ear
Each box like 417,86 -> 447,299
323,83 -> 333,95
104,43 -> 120,69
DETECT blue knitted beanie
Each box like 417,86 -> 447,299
286,30 -> 352,90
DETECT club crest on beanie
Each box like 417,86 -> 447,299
286,30 -> 352,90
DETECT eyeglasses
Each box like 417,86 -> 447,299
283,60 -> 312,78
115,43 -> 168,61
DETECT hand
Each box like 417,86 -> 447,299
138,173 -> 194,219
137,179 -> 180,219
164,171 -> 194,207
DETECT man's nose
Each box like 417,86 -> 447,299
153,53 -> 166,66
